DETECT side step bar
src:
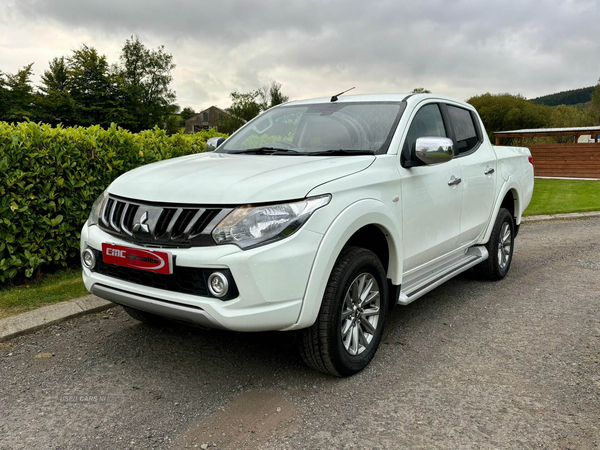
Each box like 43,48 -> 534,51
398,246 -> 488,305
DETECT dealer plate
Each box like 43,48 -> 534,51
101,243 -> 173,275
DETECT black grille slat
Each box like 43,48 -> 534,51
122,204 -> 139,233
189,210 -> 219,238
112,202 -> 126,229
172,209 -> 195,239
155,208 -> 176,237
97,196 -> 230,247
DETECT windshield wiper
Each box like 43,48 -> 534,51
227,147 -> 300,155
306,149 -> 375,156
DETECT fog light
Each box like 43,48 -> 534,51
208,272 -> 229,298
82,248 -> 96,270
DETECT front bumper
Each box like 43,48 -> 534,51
81,223 -> 323,331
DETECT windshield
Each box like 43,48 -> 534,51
217,102 -> 405,155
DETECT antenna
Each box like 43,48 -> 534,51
331,87 -> 355,102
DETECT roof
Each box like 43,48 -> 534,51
282,93 -> 474,110
495,126 -> 600,135
285,94 -> 411,105
185,106 -> 246,125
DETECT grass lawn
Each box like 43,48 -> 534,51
0,268 -> 88,319
524,178 -> 600,216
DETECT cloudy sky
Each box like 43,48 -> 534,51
1,0 -> 599,110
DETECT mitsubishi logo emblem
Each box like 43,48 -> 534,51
133,211 -> 150,234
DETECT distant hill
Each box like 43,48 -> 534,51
531,86 -> 595,106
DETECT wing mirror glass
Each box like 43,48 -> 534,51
414,137 -> 454,165
206,137 -> 225,152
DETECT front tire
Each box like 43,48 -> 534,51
299,247 -> 389,377
475,208 -> 515,281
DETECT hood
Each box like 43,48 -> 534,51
108,152 -> 374,204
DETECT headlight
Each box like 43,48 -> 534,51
212,195 -> 331,249
87,190 -> 108,227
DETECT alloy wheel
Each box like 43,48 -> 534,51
497,222 -> 512,269
340,273 -> 381,356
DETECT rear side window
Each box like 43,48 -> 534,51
447,105 -> 480,154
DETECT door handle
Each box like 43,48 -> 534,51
448,177 -> 462,186
484,168 -> 495,175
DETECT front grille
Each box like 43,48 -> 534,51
92,250 -> 238,300
98,195 -> 232,247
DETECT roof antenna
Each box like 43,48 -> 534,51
331,87 -> 355,102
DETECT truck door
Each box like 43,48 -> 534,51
399,103 -> 463,272
443,104 -> 497,246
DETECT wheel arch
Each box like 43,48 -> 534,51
482,182 -> 522,244
285,199 -> 402,330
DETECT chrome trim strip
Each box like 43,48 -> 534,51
108,200 -> 120,231
120,203 -> 133,236
100,198 -> 112,227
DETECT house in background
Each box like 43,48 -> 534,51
184,106 -> 245,133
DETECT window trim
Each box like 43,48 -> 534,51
444,103 -> 483,158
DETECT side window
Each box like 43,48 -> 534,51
404,104 -> 447,154
447,105 -> 480,154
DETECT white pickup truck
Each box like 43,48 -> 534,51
81,93 -> 534,376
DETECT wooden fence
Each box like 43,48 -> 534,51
529,144 -> 600,178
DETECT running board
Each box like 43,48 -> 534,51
398,246 -> 488,305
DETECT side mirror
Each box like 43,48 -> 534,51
414,137 -> 454,165
206,137 -> 225,152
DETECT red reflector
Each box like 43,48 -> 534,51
528,156 -> 534,167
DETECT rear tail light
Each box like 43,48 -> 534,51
528,156 -> 534,167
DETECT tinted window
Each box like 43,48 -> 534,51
404,104 -> 447,154
447,105 -> 480,154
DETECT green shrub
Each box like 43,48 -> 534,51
0,121 -> 226,283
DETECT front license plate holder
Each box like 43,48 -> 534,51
101,243 -> 173,275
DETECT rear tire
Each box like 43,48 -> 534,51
299,247 -> 388,377
475,208 -> 515,281
122,305 -> 169,326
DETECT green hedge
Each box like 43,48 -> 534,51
0,121 -> 226,283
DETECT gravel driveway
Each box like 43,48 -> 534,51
1,218 -> 599,449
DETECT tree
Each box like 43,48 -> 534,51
38,57 -> 76,126
0,72 -> 10,120
67,45 -> 125,127
259,81 -> 289,110
467,93 -> 551,140
411,87 -> 431,94
219,90 -> 262,134
548,104 -> 596,128
180,107 -> 196,121
220,82 -> 289,134
591,78 -> 600,122
163,104 -> 185,135
118,35 -> 176,132
2,63 -> 36,122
